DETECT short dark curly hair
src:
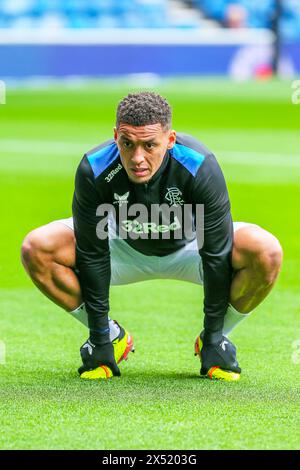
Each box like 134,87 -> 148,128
116,91 -> 172,130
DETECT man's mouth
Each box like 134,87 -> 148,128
131,168 -> 149,177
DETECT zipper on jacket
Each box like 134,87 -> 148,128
144,183 -> 149,207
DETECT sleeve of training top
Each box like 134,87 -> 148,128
192,153 -> 233,344
72,155 -> 111,345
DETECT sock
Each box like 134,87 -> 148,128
223,304 -> 251,337
69,303 -> 121,342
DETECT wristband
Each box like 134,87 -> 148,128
202,330 -> 223,345
89,328 -> 110,346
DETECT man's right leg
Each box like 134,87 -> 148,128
21,221 -> 81,311
21,220 -> 134,366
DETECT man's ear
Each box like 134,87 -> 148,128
167,130 -> 176,149
114,127 -> 118,142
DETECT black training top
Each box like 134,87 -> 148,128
72,132 -> 233,345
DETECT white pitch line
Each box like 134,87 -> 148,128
1,139 -> 300,168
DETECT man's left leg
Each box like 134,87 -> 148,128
223,224 -> 283,335
194,223 -> 282,380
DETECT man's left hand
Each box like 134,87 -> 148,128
78,339 -> 121,377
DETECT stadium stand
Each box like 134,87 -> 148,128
0,0 -> 299,40
191,0 -> 300,40
0,0 -> 206,29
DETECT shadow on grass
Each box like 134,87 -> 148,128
1,364 -> 240,389
10,364 -> 298,409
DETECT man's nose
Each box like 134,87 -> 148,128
131,146 -> 145,164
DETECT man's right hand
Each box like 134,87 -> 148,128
78,339 -> 120,377
200,332 -> 241,376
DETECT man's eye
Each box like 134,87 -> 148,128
146,143 -> 155,149
123,141 -> 132,148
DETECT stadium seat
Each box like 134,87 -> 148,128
193,0 -> 300,40
0,0 -> 299,37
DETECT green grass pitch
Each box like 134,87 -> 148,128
0,78 -> 300,450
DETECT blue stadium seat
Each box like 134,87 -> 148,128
198,0 -> 229,22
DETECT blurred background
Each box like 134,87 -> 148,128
1,1 -> 300,450
0,0 -> 299,79
0,0 -> 299,287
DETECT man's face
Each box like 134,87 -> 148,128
114,123 -> 176,184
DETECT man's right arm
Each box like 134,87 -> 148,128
72,156 -> 111,345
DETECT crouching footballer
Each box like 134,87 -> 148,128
21,92 -> 283,381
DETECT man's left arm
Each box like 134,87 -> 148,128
193,152 -> 233,344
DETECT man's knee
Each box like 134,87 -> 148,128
233,225 -> 283,285
21,227 -> 55,276
256,238 -> 283,286
21,222 -> 76,280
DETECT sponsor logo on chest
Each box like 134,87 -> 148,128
122,216 -> 181,234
